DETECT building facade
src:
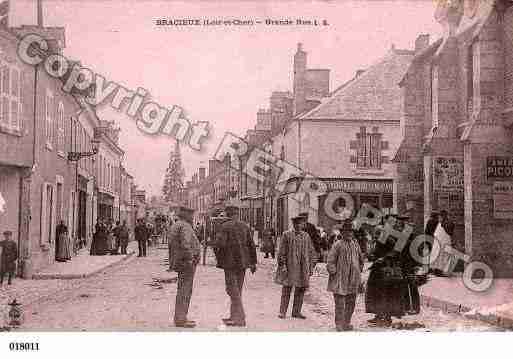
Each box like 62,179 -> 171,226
395,0 -> 513,276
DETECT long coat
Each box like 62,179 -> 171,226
275,230 -> 316,288
327,235 -> 364,295
0,239 -> 18,273
365,230 -> 421,318
119,225 -> 130,246
168,219 -> 201,272
214,218 -> 257,270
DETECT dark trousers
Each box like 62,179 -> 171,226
280,286 -> 306,315
0,270 -> 14,285
333,293 -> 357,329
120,243 -> 128,255
224,269 -> 246,323
174,264 -> 197,324
137,240 -> 147,257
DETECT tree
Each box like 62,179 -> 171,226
162,139 -> 185,203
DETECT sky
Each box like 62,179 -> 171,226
11,0 -> 443,196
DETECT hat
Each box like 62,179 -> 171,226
3,230 -> 12,236
396,214 -> 410,221
430,210 -> 440,215
298,212 -> 309,218
291,215 -> 306,222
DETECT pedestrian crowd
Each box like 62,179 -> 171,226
90,218 -> 131,256
163,202 -> 456,332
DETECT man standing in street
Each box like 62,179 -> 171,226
275,215 -> 316,319
327,219 -> 364,331
0,230 -> 18,286
298,212 -> 322,263
135,219 -> 148,257
119,220 -> 130,255
168,206 -> 201,328
214,205 -> 257,327
112,221 -> 121,255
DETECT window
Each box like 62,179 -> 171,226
354,127 -> 383,169
0,62 -> 23,132
45,90 -> 54,147
57,102 -> 65,154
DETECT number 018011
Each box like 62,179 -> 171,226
9,342 -> 40,351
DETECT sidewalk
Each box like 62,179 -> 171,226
1,241 -> 138,329
32,241 -> 138,279
420,277 -> 513,329
315,261 -> 513,329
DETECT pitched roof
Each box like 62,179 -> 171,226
298,48 -> 414,122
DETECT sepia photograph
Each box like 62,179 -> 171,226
0,0 -> 512,356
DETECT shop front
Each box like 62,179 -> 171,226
279,177 -> 393,233
98,192 -> 114,221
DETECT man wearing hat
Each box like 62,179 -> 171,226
298,212 -> 322,263
168,206 -> 201,328
0,230 -> 18,286
214,204 -> 257,327
135,218 -> 149,257
275,215 -> 316,319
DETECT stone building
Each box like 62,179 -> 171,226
95,121 -> 123,223
268,43 -> 413,234
394,0 -> 513,276
0,11 -> 105,276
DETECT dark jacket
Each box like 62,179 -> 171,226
303,222 -> 323,253
134,224 -> 148,242
424,218 -> 438,236
441,218 -> 455,237
0,239 -> 18,273
214,218 -> 257,270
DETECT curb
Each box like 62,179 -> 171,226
32,251 -> 136,280
421,294 -> 513,330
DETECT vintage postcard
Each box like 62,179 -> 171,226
0,0 -> 512,355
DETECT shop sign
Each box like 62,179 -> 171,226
487,157 -> 513,181
433,157 -> 464,191
324,180 -> 392,193
493,182 -> 513,219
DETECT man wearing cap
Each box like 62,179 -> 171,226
327,219 -> 364,331
168,206 -> 201,328
214,205 -> 257,327
0,230 -> 18,286
298,212 -> 322,263
275,215 -> 316,319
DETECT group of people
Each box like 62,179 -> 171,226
90,219 -> 130,256
162,202 -> 438,331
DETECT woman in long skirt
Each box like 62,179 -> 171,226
56,221 -> 71,262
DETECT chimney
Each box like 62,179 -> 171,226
293,43 -> 307,115
415,34 -> 430,53
37,0 -> 44,27
199,167 -> 206,181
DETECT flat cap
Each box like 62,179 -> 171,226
298,212 -> 309,218
3,230 -> 13,236
291,215 -> 306,222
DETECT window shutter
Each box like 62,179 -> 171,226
40,183 -> 48,245
350,155 -> 356,163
